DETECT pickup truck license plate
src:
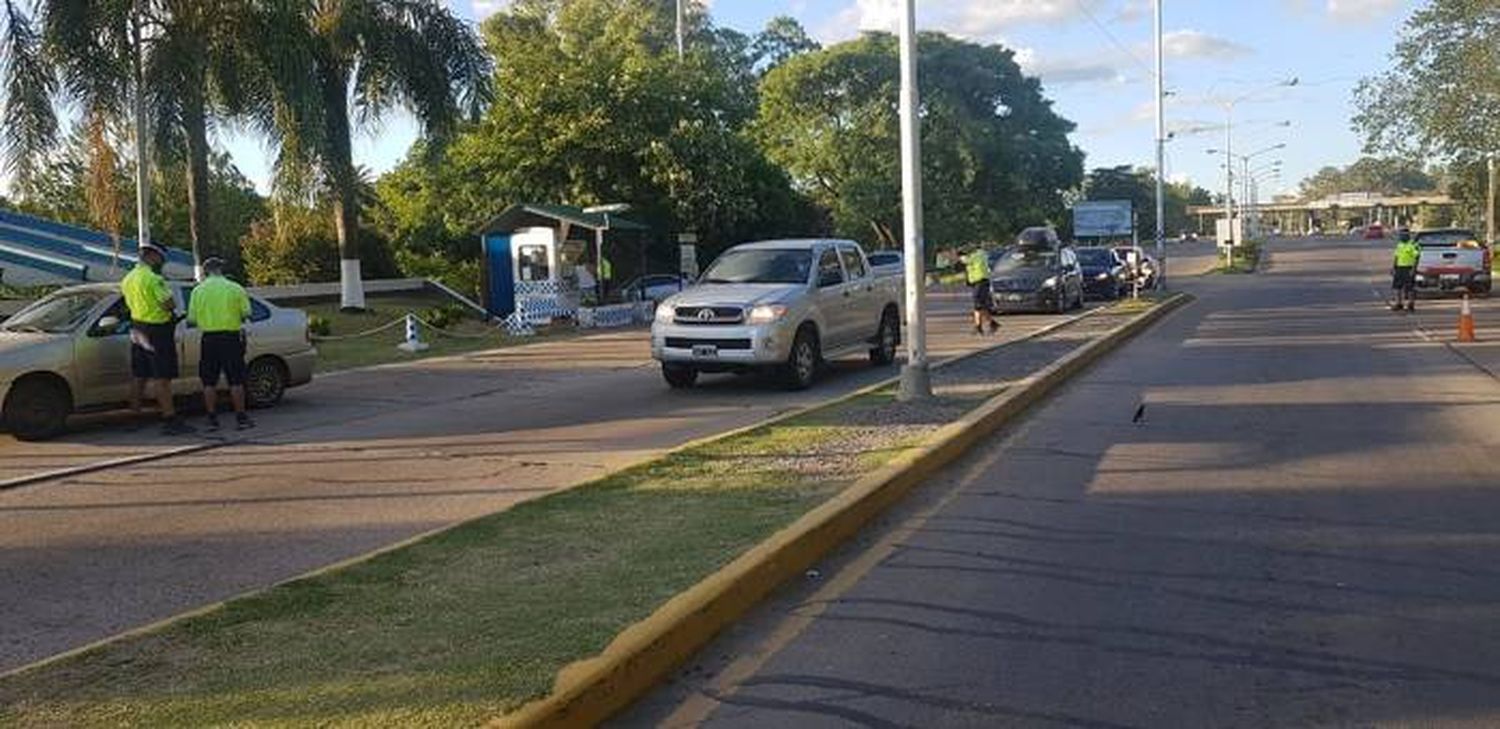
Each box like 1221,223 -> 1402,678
1441,274 -> 1461,284
692,344 -> 719,358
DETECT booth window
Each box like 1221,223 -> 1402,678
519,244 -> 550,282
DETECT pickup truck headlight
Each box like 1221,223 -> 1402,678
1042,276 -> 1059,288
747,304 -> 788,324
654,305 -> 675,323
1095,273 -> 1111,281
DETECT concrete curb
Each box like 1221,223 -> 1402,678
490,293 -> 1193,729
0,441 -> 223,493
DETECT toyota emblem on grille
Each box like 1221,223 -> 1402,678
697,308 -> 716,321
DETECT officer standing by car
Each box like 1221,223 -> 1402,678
1392,230 -> 1421,312
964,245 -> 998,335
187,257 -> 255,431
122,243 -> 193,434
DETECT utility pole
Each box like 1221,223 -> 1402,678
896,0 -> 930,401
675,0 -> 684,60
131,0 -> 152,261
1488,153 -> 1496,246
1153,0 -> 1166,287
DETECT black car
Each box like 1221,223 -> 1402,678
1076,247 -> 1128,300
989,245 -> 1085,314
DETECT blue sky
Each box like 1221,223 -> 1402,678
221,0 -> 1420,199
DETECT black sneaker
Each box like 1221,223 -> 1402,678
988,321 -> 1000,335
161,418 -> 196,436
236,413 -> 255,430
205,414 -> 221,432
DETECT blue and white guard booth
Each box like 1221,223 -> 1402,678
476,203 -> 650,328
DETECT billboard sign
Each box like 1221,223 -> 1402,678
1073,200 -> 1134,238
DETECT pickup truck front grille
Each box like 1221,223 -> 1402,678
664,337 -> 752,350
673,306 -> 745,325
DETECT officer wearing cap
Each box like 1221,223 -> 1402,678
187,256 -> 255,431
1391,230 -> 1421,313
121,243 -> 193,434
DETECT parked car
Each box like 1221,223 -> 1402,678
1075,247 -> 1128,300
1412,228 -> 1492,296
1364,222 -> 1387,239
0,282 -> 316,439
989,245 -> 1085,314
651,239 -> 902,390
619,273 -> 692,304
865,250 -> 903,277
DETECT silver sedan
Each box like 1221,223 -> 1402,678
0,282 -> 316,439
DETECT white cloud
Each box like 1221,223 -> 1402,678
1020,49 -> 1128,85
1114,0 -> 1151,23
471,0 -> 510,19
819,0 -> 1092,43
1159,30 -> 1252,60
1325,0 -> 1402,22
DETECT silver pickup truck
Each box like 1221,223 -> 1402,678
1413,228 -> 1492,296
651,239 -> 903,389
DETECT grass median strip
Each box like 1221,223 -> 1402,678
0,305 -> 1148,728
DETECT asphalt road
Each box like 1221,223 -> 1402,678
0,241 -> 1219,674
626,237 -> 1500,728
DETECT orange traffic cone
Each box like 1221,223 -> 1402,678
1458,294 -> 1477,343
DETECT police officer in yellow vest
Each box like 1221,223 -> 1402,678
1391,230 -> 1421,313
121,243 -> 194,434
964,246 -> 999,335
187,257 -> 255,431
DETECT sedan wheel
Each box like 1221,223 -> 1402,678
2,379 -> 70,441
245,357 -> 287,409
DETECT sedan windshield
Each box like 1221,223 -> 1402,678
701,249 -> 812,284
1,290 -> 110,334
1075,249 -> 1116,266
992,249 -> 1058,274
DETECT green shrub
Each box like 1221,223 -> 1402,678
423,303 -> 467,330
241,206 -> 400,286
307,315 -> 332,337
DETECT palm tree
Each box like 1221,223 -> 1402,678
262,0 -> 490,310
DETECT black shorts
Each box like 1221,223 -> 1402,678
199,331 -> 248,387
130,323 -> 179,380
1392,266 -> 1415,291
970,280 -> 993,311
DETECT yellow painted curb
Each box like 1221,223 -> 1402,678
491,293 -> 1194,729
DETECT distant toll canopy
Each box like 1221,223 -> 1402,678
1188,192 -> 1457,233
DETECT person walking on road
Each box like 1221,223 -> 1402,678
1391,230 -> 1421,313
964,246 -> 999,335
122,244 -> 194,434
187,257 -> 255,431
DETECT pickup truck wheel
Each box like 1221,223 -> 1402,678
869,309 -> 898,365
3,377 -> 70,441
781,327 -> 820,390
662,364 -> 698,389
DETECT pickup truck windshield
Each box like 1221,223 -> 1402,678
1,290 -> 110,333
701,249 -> 813,284
993,249 -> 1059,274
1416,230 -> 1481,248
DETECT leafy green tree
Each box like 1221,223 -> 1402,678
1298,158 -> 1437,200
372,0 -> 818,284
1354,0 -> 1497,223
752,16 -> 819,72
260,0 -> 491,309
755,31 -> 1083,254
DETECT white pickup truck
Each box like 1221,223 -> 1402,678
651,239 -> 903,389
1413,228 -> 1492,296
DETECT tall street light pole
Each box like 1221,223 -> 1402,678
675,0 -> 684,59
1153,0 -> 1167,287
131,0 -> 152,261
897,0 -> 930,401
1218,79 -> 1297,257
1488,153 -> 1496,247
